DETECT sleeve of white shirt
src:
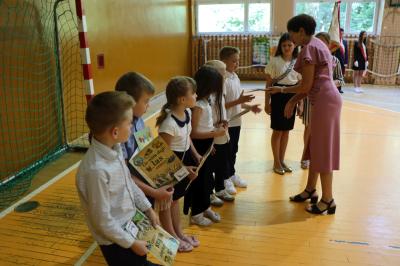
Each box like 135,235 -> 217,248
264,58 -> 276,77
85,169 -> 135,248
130,178 -> 152,212
158,117 -> 175,136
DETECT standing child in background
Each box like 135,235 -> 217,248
187,66 -> 226,226
156,76 -> 201,252
352,30 -> 368,93
264,33 -> 301,175
115,72 -> 174,205
220,46 -> 262,194
204,60 -> 235,206
76,91 -> 161,266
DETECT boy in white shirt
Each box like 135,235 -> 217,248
76,91 -> 161,266
220,46 -> 262,194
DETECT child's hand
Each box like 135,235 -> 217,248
214,127 -> 227,137
131,240 -> 149,256
249,104 -> 262,114
186,166 -> 198,181
145,208 -> 160,228
264,103 -> 271,115
153,185 -> 174,201
193,154 -> 202,165
238,91 -> 255,104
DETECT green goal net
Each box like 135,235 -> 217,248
0,0 -> 88,210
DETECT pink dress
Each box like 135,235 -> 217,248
294,37 -> 342,173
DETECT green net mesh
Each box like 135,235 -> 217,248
0,0 -> 88,210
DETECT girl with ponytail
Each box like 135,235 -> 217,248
156,76 -> 202,252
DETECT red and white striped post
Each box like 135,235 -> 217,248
75,0 -> 94,103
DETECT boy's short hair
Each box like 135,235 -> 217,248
219,46 -> 240,61
115,72 -> 155,101
86,91 -> 135,135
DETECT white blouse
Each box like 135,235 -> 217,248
264,56 -> 302,85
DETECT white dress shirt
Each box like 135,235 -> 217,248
225,72 -> 242,127
76,138 -> 152,248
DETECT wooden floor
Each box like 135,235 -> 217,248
1,94 -> 400,266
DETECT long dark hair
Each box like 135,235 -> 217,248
193,66 -> 224,123
358,30 -> 367,47
275,32 -> 298,58
156,76 -> 196,127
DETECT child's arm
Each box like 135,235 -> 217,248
242,103 -> 262,114
190,139 -> 202,164
85,170 -> 141,249
131,177 -> 161,228
190,106 -> 226,139
225,91 -> 255,110
131,175 -> 173,201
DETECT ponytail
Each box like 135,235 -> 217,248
156,76 -> 196,127
156,103 -> 170,127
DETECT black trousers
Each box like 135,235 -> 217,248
228,126 -> 241,176
184,138 -> 213,215
211,142 -> 232,193
99,244 -> 160,266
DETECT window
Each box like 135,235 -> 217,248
196,1 -> 272,34
295,0 -> 380,34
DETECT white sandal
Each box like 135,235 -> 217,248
204,208 -> 221,223
190,213 -> 213,226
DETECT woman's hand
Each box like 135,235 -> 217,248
264,103 -> 271,115
265,86 -> 282,94
284,101 -> 296,119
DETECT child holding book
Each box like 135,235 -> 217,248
76,91 -> 161,266
115,72 -> 174,205
220,46 -> 262,194
156,76 -> 201,252
187,66 -> 226,226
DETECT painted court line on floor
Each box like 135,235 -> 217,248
0,161 -> 81,219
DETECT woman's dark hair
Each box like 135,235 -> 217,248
287,14 -> 316,36
193,66 -> 224,123
358,30 -> 367,47
156,77 -> 196,127
275,32 -> 298,58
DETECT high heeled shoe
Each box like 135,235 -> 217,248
289,189 -> 318,204
306,199 -> 336,215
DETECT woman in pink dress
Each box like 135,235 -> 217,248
267,14 -> 342,214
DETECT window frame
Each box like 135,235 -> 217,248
294,0 -> 384,34
195,0 -> 274,35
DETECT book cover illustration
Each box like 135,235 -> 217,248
134,127 -> 153,151
132,210 -> 179,266
129,136 -> 189,188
